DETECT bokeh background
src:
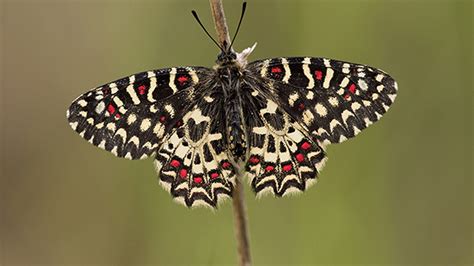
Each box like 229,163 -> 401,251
1,0 -> 472,265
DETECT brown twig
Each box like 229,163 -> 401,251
209,0 -> 232,49
208,1 -> 251,266
231,176 -> 252,266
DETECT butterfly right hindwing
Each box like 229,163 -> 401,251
239,84 -> 327,197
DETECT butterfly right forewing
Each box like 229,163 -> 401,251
248,57 -> 398,145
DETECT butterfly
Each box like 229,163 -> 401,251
67,2 -> 397,208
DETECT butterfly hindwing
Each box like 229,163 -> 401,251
154,92 -> 236,208
241,87 -> 327,197
248,57 -> 398,145
67,67 -> 209,159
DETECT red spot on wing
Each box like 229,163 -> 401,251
137,85 -> 146,95
107,104 -> 116,114
177,75 -> 189,85
115,113 -> 121,119
159,115 -> 166,123
271,66 -> 282,73
295,153 -> 305,162
298,103 -> 305,111
179,169 -> 188,179
348,84 -> 357,94
249,156 -> 260,165
210,172 -> 219,179
265,165 -> 275,172
170,159 -> 181,168
221,161 -> 231,169
282,164 -> 292,172
193,176 -> 203,184
301,141 -> 311,150
315,70 -> 323,80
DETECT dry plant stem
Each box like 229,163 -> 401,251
231,176 -> 252,266
209,0 -> 232,48
208,1 -> 251,266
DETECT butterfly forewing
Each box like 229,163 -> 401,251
248,57 -> 398,145
67,67 -> 209,159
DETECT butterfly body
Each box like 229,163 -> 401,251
214,53 -> 247,161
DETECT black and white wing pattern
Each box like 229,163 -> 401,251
67,55 -> 398,207
67,67 -> 206,159
154,88 -> 237,207
240,86 -> 327,196
248,57 -> 398,145
244,57 -> 397,197
67,67 -> 236,207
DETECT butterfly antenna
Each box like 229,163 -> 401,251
229,2 -> 247,50
191,10 -> 222,51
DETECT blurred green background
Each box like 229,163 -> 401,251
2,0 -> 472,265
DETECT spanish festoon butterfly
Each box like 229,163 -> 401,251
67,2 -> 397,208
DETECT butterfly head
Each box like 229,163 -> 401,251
192,2 -> 248,66
216,40 -> 256,67
216,44 -> 238,66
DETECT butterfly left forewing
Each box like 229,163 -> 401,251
67,67 -> 209,159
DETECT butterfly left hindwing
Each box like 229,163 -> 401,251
154,90 -> 237,208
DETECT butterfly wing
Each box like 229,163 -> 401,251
248,57 -> 398,145
242,57 -> 397,197
239,84 -> 327,196
68,67 -> 237,208
67,67 -> 208,159
154,89 -> 236,208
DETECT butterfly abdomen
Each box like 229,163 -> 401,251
224,87 -> 247,162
